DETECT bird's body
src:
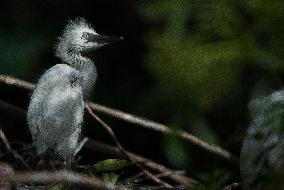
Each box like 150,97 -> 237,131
27,18 -> 122,159
27,64 -> 84,157
240,90 -> 284,190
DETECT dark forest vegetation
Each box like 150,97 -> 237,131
0,0 -> 284,189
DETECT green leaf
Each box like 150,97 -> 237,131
94,159 -> 128,172
102,172 -> 119,186
50,184 -> 65,190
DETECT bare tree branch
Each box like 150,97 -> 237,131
85,105 -> 173,188
0,168 -> 194,190
85,139 -> 198,188
0,170 -> 112,189
0,99 -> 196,188
0,164 -> 196,190
0,75 -> 34,90
88,102 -> 239,165
0,74 -> 239,165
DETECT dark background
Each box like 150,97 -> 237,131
0,0 -> 284,188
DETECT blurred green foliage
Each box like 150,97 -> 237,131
141,0 -> 284,186
0,0 -> 283,188
142,0 -> 284,111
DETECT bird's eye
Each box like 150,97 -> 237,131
82,32 -> 91,39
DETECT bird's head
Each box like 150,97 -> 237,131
55,18 -> 123,64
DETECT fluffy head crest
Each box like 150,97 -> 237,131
55,17 -> 97,64
63,18 -> 96,37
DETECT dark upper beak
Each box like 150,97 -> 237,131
81,33 -> 123,54
87,34 -> 124,46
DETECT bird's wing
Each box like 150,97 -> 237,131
42,81 -> 84,139
27,64 -> 83,147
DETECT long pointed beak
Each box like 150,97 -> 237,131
87,34 -> 124,46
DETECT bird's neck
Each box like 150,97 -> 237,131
63,51 -> 88,66
65,52 -> 97,99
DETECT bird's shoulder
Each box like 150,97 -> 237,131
41,64 -> 79,80
35,64 -> 81,89
30,64 -> 83,107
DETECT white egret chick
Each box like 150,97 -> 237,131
27,18 -> 123,161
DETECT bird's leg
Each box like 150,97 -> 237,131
74,137 -> 88,156
63,137 -> 87,170
42,151 -> 52,170
64,156 -> 74,170
63,138 -> 88,170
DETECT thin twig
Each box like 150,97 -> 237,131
85,105 -> 173,188
0,128 -> 32,170
133,170 -> 186,183
122,172 -> 144,183
86,139 -> 198,188
88,102 -> 239,165
0,99 -> 195,188
136,185 -> 187,190
0,74 -> 239,165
